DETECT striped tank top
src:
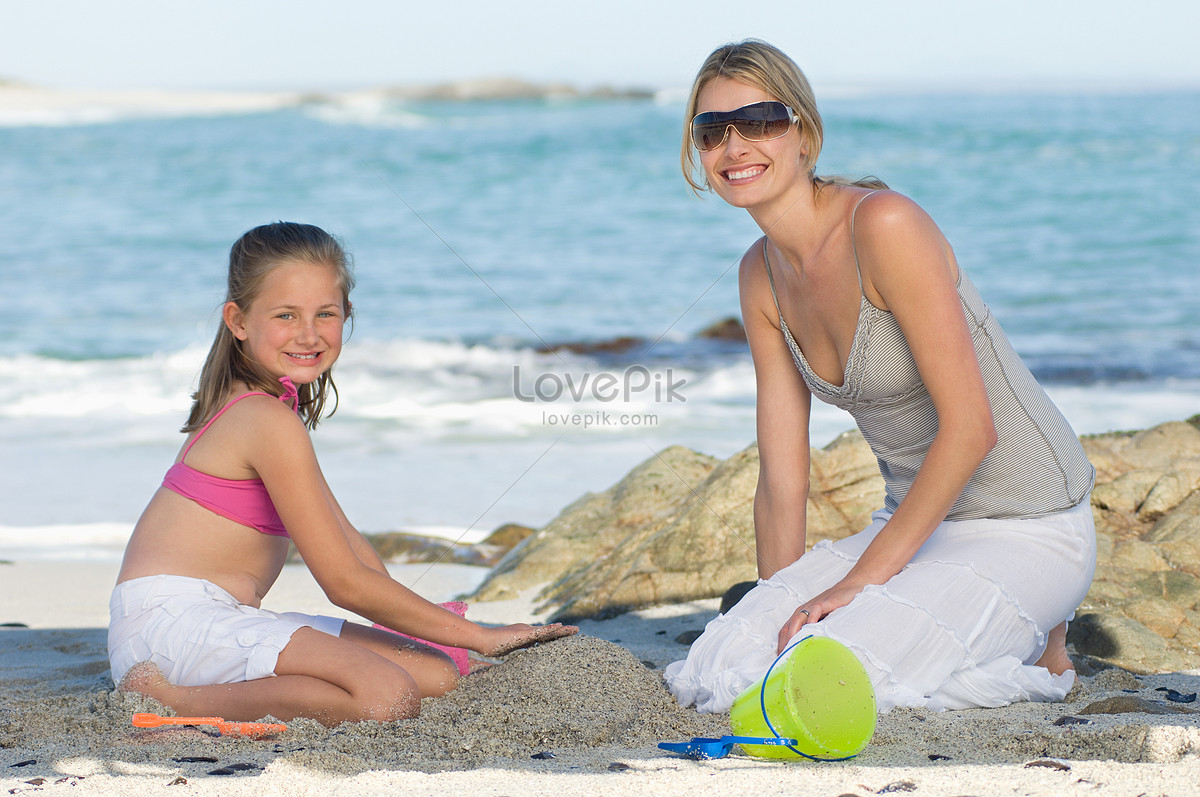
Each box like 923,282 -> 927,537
763,195 -> 1094,520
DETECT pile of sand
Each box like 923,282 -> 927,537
1,635 -> 727,778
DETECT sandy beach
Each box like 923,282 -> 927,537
3,559 -> 1200,796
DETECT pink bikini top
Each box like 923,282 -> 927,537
161,378 -> 299,538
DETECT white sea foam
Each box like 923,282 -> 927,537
3,341 -> 1192,440
1046,382 -> 1200,436
0,86 -> 301,127
301,93 -> 438,129
4,335 -> 1196,561
0,523 -> 133,562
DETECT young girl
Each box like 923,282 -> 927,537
110,221 -> 576,726
663,41 -> 1096,714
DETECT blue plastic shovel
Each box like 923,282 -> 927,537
658,735 -> 799,760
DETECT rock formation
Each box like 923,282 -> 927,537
466,416 -> 1200,674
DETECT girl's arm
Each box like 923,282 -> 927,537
244,405 -> 575,655
739,243 -> 814,580
781,192 -> 997,646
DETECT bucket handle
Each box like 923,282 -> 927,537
758,635 -> 859,762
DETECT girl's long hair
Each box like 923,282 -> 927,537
183,222 -> 354,432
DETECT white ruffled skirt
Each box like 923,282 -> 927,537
664,499 -> 1096,713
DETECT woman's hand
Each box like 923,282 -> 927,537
776,578 -> 868,653
476,622 -> 579,657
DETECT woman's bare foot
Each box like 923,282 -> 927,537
1034,621 -> 1074,676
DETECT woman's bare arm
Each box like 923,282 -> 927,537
739,242 -> 814,580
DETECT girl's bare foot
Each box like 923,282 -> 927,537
1034,621 -> 1074,676
116,661 -> 175,705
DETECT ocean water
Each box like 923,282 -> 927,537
2,88 -> 1198,561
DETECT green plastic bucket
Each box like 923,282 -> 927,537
729,635 -> 876,760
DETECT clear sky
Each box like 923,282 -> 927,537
3,0 -> 1198,92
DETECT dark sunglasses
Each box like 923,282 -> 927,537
690,101 -> 799,152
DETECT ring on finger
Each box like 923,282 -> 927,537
798,608 -> 810,616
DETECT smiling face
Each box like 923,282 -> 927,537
223,259 -> 347,386
694,77 -> 808,211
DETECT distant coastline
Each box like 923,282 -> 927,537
4,75 -> 1191,124
360,76 -> 657,102
0,77 -> 661,126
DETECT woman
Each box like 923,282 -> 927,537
662,40 -> 1096,713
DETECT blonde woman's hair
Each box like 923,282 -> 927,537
681,39 -> 887,195
184,222 -> 354,432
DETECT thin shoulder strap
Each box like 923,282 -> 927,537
761,238 -> 784,319
180,392 -> 272,461
849,190 -> 881,294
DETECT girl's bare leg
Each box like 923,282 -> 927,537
1034,620 -> 1073,676
336,622 -> 461,697
118,624 -> 458,726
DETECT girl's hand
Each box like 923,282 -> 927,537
477,623 -> 579,657
776,579 -> 867,653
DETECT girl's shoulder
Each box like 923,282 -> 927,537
206,389 -> 305,435
180,388 -> 309,477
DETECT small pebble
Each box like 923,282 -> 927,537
207,762 -> 261,776
1079,696 -> 1193,715
674,630 -> 703,645
1155,687 -> 1198,703
531,751 -> 555,760
1052,715 -> 1091,726
167,776 -> 187,786
608,762 -> 631,772
877,781 -> 917,793
1025,759 -> 1070,771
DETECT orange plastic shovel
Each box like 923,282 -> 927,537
131,713 -> 286,738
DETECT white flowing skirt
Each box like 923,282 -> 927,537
664,499 -> 1096,713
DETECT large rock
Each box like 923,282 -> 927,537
467,431 -> 885,617
1069,417 -> 1200,672
469,446 -> 722,602
466,415 -> 1200,674
540,444 -> 761,620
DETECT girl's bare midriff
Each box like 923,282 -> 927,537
117,486 -> 288,607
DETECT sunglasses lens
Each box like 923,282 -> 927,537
692,123 -> 729,151
691,102 -> 794,151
